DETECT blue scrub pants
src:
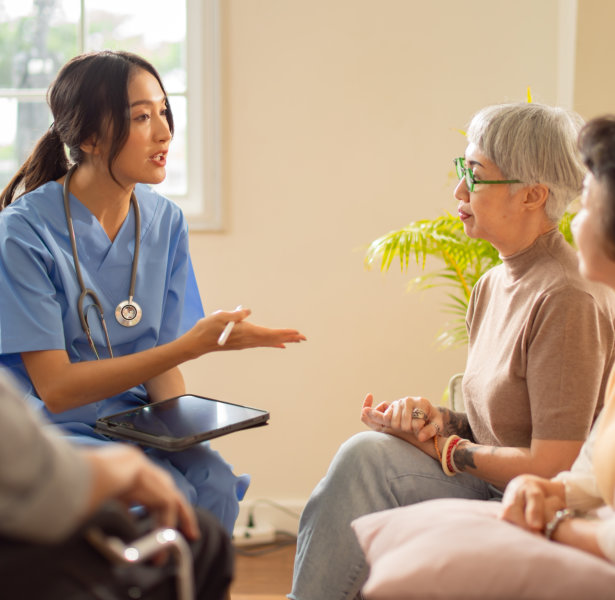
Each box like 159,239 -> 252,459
147,444 -> 250,536
64,431 -> 249,536
288,431 -> 502,600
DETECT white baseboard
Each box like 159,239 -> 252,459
235,498 -> 307,537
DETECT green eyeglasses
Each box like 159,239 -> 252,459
454,157 -> 522,192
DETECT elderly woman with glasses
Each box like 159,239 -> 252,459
289,103 -> 615,600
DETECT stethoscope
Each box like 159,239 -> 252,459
63,164 -> 142,359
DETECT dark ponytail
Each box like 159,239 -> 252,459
0,126 -> 69,210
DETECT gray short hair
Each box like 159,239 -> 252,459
466,103 -> 585,222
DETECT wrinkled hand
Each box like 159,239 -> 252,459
361,393 -> 391,432
361,393 -> 443,442
499,474 -> 566,533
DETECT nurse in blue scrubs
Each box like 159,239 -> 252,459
0,50 -> 305,535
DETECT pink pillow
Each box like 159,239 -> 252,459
352,498 -> 615,599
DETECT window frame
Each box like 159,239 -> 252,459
0,0 -> 222,230
184,0 -> 222,230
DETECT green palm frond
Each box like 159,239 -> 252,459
365,212 -> 576,349
558,211 -> 576,246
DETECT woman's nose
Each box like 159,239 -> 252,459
453,177 -> 468,202
154,114 -> 172,142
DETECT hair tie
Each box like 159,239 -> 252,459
47,122 -> 61,140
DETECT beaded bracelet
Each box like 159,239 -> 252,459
441,435 -> 461,476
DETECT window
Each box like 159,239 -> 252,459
0,0 -> 221,229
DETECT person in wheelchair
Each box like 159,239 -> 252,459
0,370 -> 232,600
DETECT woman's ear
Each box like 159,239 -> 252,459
80,135 -> 99,156
523,183 -> 550,212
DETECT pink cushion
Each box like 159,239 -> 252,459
351,498 -> 615,599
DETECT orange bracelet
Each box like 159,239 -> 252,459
434,436 -> 442,462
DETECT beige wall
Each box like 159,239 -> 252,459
575,0 -> 615,119
180,0 -> 564,508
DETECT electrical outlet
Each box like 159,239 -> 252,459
233,522 -> 276,546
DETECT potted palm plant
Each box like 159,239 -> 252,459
364,212 -> 576,349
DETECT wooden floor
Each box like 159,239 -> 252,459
230,537 -> 296,600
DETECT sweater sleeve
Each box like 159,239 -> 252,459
527,288 -> 613,441
0,372 -> 92,543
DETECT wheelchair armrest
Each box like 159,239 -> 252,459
83,502 -> 195,600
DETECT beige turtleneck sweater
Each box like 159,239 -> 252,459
462,228 -> 615,448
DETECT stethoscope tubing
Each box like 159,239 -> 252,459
63,164 -> 141,358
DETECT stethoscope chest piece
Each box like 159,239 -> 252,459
115,298 -> 142,327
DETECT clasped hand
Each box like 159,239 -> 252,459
499,474 -> 566,533
361,393 -> 443,443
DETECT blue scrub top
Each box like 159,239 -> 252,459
0,181 -> 205,431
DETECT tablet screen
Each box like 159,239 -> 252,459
97,395 -> 269,448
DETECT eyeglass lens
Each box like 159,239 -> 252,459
454,157 -> 474,191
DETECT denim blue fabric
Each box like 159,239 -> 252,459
289,431 -> 502,600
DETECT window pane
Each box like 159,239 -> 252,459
0,98 -> 19,187
0,0 -> 79,89
156,95 -> 187,197
84,0 -> 186,94
0,98 -> 53,187
0,0 -> 78,189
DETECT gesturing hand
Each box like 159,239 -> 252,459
187,307 -> 306,356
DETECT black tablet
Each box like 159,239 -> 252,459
95,394 -> 269,451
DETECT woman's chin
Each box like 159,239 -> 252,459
461,221 -> 478,239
